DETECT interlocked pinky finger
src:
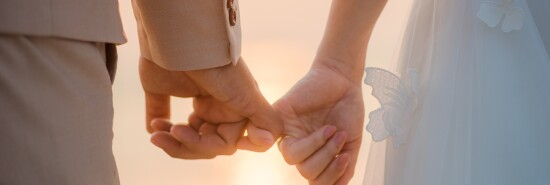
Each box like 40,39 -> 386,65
236,124 -> 276,152
188,112 -> 204,132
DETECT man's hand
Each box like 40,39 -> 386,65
275,61 -> 365,185
140,57 -> 282,159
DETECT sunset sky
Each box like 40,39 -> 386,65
112,0 -> 412,184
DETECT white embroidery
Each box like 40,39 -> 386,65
477,0 -> 524,32
364,68 -> 418,148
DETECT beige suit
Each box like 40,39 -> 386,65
0,0 -> 241,184
133,0 -> 242,70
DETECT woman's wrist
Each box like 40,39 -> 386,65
313,53 -> 366,85
313,36 -> 368,83
310,0 -> 388,84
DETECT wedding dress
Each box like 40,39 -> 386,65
363,0 -> 550,184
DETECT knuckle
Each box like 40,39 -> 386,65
296,164 -> 317,180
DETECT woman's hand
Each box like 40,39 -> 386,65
275,61 -> 365,185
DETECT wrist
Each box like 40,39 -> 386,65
313,50 -> 366,84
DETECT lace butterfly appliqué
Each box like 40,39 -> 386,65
364,68 -> 419,148
477,0 -> 524,32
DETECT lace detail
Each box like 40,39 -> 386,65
477,0 -> 524,32
364,68 -> 418,148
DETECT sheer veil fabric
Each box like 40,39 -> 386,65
363,0 -> 550,184
527,0 -> 550,55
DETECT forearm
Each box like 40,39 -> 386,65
315,0 -> 388,82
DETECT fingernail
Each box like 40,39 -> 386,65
262,135 -> 275,146
324,126 -> 337,139
333,132 -> 347,145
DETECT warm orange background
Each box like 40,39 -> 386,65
113,0 -> 412,184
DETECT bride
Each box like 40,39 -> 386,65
275,0 -> 550,184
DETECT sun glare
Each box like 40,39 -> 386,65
234,149 -> 288,185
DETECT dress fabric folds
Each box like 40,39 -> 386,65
363,0 -> 550,184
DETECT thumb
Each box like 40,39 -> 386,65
145,91 -> 170,133
236,124 -> 275,152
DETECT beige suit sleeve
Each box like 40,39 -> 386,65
132,0 -> 242,71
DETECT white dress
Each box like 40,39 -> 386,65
363,0 -> 550,184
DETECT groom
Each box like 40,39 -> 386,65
0,0 -> 281,184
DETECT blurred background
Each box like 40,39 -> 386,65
113,0 -> 412,184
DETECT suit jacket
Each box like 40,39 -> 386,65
0,0 -> 241,184
0,0 -> 126,44
132,0 -> 242,70
0,0 -> 241,71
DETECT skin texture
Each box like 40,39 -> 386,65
277,0 -> 388,184
139,0 -> 387,182
140,57 -> 283,158
276,61 -> 364,185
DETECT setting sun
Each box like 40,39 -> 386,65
111,0 -> 411,184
